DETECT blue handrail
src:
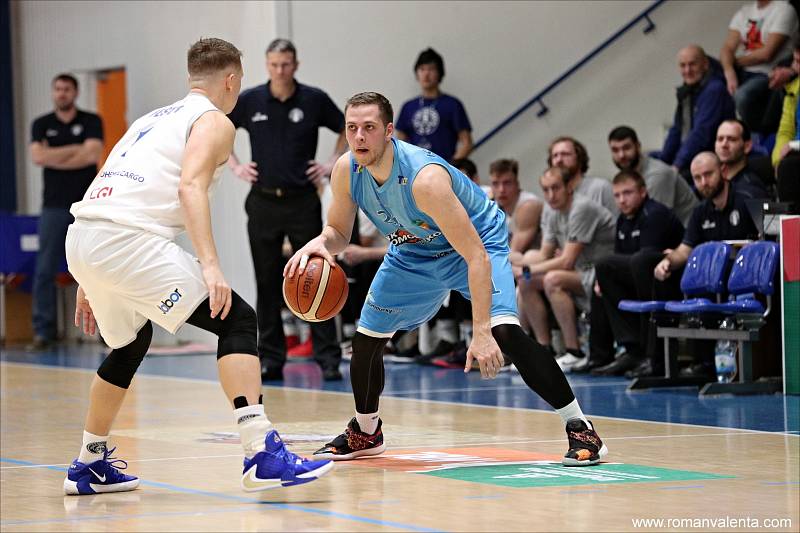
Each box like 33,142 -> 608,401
473,0 -> 667,151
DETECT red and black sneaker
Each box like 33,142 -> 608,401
313,418 -> 386,460
562,419 -> 608,466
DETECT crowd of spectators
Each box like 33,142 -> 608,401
341,0 -> 799,380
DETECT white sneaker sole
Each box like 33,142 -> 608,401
63,477 -> 140,495
561,444 -> 609,467
384,355 -> 417,363
313,443 -> 386,461
296,459 -> 335,480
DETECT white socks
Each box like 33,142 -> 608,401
78,431 -> 108,464
459,322 -> 473,345
356,411 -> 380,435
435,319 -> 459,344
234,405 -> 272,459
556,399 -> 590,427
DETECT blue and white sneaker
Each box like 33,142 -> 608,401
241,430 -> 333,492
63,447 -> 140,495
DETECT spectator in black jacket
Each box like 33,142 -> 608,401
587,171 -> 684,377
651,152 -> 759,378
715,119 -> 771,198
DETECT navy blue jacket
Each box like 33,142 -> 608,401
660,75 -> 735,172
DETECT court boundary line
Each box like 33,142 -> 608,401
0,457 -> 443,532
2,360 -> 797,437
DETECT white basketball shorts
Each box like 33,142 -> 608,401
65,218 -> 209,349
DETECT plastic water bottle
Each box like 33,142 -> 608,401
577,311 -> 590,356
714,318 -> 737,383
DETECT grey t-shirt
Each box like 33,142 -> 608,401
641,156 -> 697,226
574,175 -> 618,215
543,195 -> 616,269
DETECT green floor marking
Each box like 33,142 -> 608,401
419,462 -> 734,488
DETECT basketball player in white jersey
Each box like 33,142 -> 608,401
63,38 -> 332,495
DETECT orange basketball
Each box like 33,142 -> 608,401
283,257 -> 349,322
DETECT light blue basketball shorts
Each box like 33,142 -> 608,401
356,238 -> 519,338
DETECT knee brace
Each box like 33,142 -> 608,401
97,321 -> 153,389
216,294 -> 258,359
185,291 -> 258,359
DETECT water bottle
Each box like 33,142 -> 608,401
577,311 -> 590,356
714,318 -> 737,383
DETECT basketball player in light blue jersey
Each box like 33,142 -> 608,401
285,92 -> 607,466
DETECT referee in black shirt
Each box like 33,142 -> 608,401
228,38 -> 347,381
28,73 -> 103,350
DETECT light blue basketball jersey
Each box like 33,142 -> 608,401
349,139 -> 506,258
349,139 -> 518,335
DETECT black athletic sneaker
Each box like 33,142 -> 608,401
562,419 -> 608,466
431,342 -> 467,369
313,418 -> 386,460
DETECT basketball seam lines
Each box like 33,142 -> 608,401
303,261 -> 330,321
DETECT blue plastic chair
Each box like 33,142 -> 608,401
665,241 -> 779,315
618,241 -> 732,314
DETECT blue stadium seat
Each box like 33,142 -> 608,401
618,241 -> 732,313
665,241 -> 779,315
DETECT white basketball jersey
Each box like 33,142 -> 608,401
71,92 -> 224,239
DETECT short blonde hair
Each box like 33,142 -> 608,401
188,37 -> 242,77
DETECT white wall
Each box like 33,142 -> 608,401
291,0 -> 741,186
11,0 -> 277,343
12,0 -> 742,342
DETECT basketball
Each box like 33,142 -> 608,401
283,256 -> 349,322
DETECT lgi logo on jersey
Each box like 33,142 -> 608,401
89,186 -> 113,199
157,288 -> 182,314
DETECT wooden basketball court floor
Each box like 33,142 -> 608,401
1,345 -> 798,532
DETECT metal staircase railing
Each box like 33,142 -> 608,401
473,0 -> 667,152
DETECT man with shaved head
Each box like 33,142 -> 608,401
655,151 -> 759,281
660,45 -> 735,182
650,151 -> 759,378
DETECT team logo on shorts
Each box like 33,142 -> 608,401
433,250 -> 455,259
366,291 -> 397,314
157,288 -> 182,314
